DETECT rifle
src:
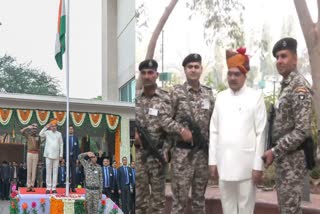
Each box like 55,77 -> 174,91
181,116 -> 208,159
266,105 -> 276,151
297,137 -> 316,170
135,122 -> 166,164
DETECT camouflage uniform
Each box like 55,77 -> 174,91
171,82 -> 214,214
135,87 -> 182,214
272,71 -> 312,214
78,153 -> 103,214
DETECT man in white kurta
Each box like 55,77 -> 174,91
209,48 -> 267,214
39,120 -> 63,194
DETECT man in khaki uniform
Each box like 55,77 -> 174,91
21,123 -> 41,192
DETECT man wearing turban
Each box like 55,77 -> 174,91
39,119 -> 63,194
209,48 -> 267,214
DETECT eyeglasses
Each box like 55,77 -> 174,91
186,64 -> 200,69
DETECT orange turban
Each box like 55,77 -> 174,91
50,118 -> 58,125
226,47 -> 250,74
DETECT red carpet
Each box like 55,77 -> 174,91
19,187 -> 86,195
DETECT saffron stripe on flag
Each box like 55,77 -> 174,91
55,0 -> 66,70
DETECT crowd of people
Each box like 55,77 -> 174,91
0,120 -> 136,214
135,37 -> 313,214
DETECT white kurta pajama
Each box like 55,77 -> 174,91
39,127 -> 63,191
209,85 -> 267,214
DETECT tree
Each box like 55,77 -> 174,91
0,55 -> 61,96
136,0 -> 179,90
187,0 -> 245,48
294,0 -> 320,154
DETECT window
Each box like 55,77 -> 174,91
120,78 -> 135,103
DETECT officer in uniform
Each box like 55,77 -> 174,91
135,59 -> 192,214
262,37 -> 312,214
78,152 -> 103,214
170,54 -> 214,214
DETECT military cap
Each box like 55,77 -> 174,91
138,59 -> 158,71
272,37 -> 297,57
182,53 -> 202,67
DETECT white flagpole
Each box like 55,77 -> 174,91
65,0 -> 70,196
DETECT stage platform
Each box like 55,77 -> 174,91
16,187 -> 123,214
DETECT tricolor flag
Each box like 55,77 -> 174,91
55,0 -> 66,70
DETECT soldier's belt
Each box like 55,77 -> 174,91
86,186 -> 100,190
176,141 -> 194,149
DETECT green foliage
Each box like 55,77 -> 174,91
0,55 -> 61,96
187,0 -> 245,47
74,200 -> 86,214
310,166 -> 320,179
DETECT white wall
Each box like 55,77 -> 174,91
117,0 -> 136,88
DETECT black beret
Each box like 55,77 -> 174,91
182,53 -> 202,67
272,37 -> 297,57
138,59 -> 158,71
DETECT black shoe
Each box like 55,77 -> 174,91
71,188 -> 76,193
26,187 -> 32,192
31,187 -> 36,192
45,190 -> 50,194
52,190 -> 57,194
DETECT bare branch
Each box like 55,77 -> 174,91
294,0 -> 314,47
145,0 -> 179,59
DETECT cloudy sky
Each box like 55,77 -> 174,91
0,0 -> 101,99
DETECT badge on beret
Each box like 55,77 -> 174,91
298,95 -> 305,100
282,40 -> 287,47
148,60 -> 153,67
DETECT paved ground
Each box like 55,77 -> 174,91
164,183 -> 320,213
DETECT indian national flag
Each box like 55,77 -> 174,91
55,0 -> 66,70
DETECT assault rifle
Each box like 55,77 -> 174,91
266,105 -> 276,151
298,137 -> 316,170
135,122 -> 166,164
181,116 -> 208,159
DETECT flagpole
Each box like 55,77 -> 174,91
65,0 -> 70,196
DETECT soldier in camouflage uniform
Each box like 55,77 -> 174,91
78,152 -> 103,214
135,59 -> 192,214
262,37 -> 312,214
170,54 -> 214,214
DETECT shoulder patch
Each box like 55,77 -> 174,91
294,86 -> 308,94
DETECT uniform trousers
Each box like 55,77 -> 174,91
171,148 -> 209,214
275,150 -> 305,214
86,189 -> 100,214
135,149 -> 165,214
27,152 -> 38,188
219,178 -> 256,214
